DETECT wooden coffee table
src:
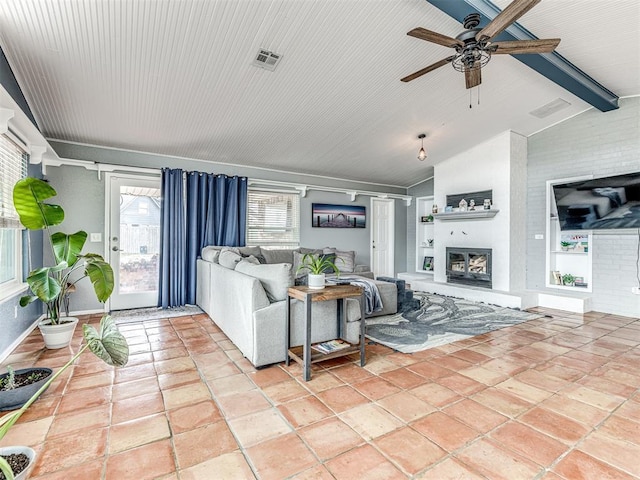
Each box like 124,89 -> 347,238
285,285 -> 366,381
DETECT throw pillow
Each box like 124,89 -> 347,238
239,246 -> 262,257
235,261 -> 293,302
261,248 -> 296,265
322,247 -> 355,273
218,250 -> 243,269
201,246 -> 222,263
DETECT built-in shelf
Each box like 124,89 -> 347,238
551,250 -> 588,255
433,209 -> 499,220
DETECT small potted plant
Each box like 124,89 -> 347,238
0,316 -> 128,480
560,241 -> 571,251
13,177 -> 114,349
296,253 -> 340,289
562,273 -> 575,286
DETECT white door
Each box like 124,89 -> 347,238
107,174 -> 161,310
370,198 -> 395,278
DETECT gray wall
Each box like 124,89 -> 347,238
406,177 -> 434,272
44,146 -> 411,309
44,166 -> 108,314
300,191 -> 372,267
527,96 -> 640,317
1,164 -> 44,360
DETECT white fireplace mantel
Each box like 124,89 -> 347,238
434,209 -> 499,221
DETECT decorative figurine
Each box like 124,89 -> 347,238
432,204 -> 438,214
459,198 -> 467,212
469,199 -> 475,211
483,199 -> 491,210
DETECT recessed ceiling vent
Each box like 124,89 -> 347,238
529,98 -> 572,119
252,49 -> 282,71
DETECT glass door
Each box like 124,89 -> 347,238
107,174 -> 161,310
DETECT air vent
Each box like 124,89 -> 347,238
529,98 -> 572,119
252,49 -> 282,71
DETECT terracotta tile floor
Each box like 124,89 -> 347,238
1,307 -> 639,479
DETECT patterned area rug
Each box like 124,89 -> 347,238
365,293 -> 542,353
110,305 -> 203,325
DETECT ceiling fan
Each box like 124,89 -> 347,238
401,0 -> 560,89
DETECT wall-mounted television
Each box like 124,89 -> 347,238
552,172 -> 640,230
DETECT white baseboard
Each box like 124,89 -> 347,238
0,315 -> 44,365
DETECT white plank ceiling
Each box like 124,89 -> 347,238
0,0 -> 638,187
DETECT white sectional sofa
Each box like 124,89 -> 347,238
196,246 -> 397,367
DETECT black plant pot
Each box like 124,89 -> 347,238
0,367 -> 53,411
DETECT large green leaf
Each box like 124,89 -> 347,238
0,455 -> 14,480
12,177 -> 64,230
83,316 -> 129,367
51,230 -> 87,266
83,256 -> 114,302
25,263 -> 67,302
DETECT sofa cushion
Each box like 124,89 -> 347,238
235,261 -> 293,302
219,249 -> 243,269
239,246 -> 262,257
261,248 -> 296,265
201,246 -> 222,263
323,248 -> 356,273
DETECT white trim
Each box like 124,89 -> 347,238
42,153 -> 411,205
0,281 -> 28,304
46,138 -> 409,190
0,315 -> 42,364
248,178 -> 412,206
407,175 -> 435,190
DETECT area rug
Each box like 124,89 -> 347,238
110,305 -> 203,325
365,293 -> 542,353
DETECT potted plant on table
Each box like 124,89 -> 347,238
296,253 -> 340,289
562,273 -> 576,286
12,177 -> 114,349
0,315 -> 128,480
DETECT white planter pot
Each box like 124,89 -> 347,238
38,317 -> 79,349
0,446 -> 36,480
307,273 -> 325,289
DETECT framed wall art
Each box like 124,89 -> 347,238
312,203 -> 366,228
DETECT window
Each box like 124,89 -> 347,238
0,133 -> 28,301
246,190 -> 300,247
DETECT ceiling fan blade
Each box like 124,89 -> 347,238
465,66 -> 481,89
476,0 -> 541,41
401,56 -> 455,82
407,27 -> 463,48
491,38 -> 560,55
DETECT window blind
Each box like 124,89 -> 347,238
246,190 -> 300,247
0,134 -> 28,228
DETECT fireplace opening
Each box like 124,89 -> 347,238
446,247 -> 492,289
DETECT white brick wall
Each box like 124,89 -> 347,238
527,97 -> 640,317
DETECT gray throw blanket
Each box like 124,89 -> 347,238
326,277 -> 383,315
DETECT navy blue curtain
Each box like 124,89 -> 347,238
160,169 -> 247,307
158,168 -> 186,308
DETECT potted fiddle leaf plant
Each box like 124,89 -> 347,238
13,177 -> 114,349
296,253 -> 340,289
0,315 -> 129,480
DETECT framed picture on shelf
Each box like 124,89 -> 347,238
420,215 -> 433,223
552,270 -> 562,285
423,256 -> 433,271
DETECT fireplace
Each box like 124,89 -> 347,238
446,247 -> 492,289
